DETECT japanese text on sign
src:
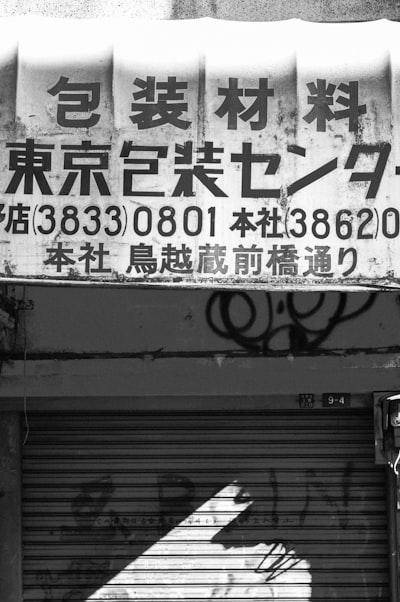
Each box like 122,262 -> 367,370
1,17 -> 399,289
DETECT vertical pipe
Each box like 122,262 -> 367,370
386,466 -> 399,602
0,412 -> 22,602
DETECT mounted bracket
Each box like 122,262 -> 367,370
374,392 -> 400,468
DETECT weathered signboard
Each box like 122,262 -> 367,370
0,17 -> 399,288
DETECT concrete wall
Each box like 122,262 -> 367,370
8,287 -> 400,355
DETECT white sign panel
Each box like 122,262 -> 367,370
0,17 -> 399,289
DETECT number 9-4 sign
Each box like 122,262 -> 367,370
322,393 -> 351,407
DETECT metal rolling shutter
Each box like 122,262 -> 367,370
23,410 -> 389,601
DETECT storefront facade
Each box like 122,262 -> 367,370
1,2 -> 400,602
1,290 -> 400,601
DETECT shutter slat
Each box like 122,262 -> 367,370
23,410 -> 389,602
